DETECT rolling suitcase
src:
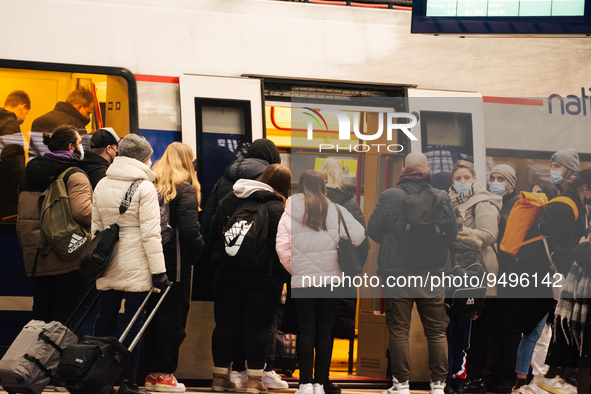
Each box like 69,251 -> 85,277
55,284 -> 171,394
0,285 -> 102,394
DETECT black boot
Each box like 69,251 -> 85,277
445,378 -> 455,394
118,363 -> 147,394
452,378 -> 465,394
464,378 -> 486,394
324,379 -> 342,394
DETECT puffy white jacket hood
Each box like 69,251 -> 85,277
233,178 -> 275,198
276,194 -> 365,288
93,156 -> 165,292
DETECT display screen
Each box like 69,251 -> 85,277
426,0 -> 585,17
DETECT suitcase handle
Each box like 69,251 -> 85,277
118,284 -> 172,352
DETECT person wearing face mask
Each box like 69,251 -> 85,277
450,160 -> 502,394
486,164 -> 523,394
549,149 -> 580,191
83,127 -> 120,189
31,87 -> 94,134
17,125 -> 92,327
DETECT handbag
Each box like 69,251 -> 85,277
79,179 -> 143,280
335,204 -> 363,277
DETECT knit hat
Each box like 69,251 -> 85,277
551,148 -> 580,172
89,127 -> 120,149
490,164 -> 516,188
118,134 -> 153,163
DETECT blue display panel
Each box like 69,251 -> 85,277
411,0 -> 591,34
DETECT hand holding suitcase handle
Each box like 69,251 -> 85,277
152,272 -> 172,291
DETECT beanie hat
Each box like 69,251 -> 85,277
90,127 -> 120,149
551,148 -> 580,172
491,164 -> 516,188
118,134 -> 153,163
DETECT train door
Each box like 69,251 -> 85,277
177,74 -> 265,380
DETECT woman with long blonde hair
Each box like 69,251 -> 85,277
144,142 -> 205,393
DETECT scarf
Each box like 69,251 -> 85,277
554,262 -> 591,355
449,181 -> 481,206
396,167 -> 432,185
44,150 -> 78,160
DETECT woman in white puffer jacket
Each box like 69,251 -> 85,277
92,134 -> 168,394
276,170 -> 365,394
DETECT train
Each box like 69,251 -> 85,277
1,0 -> 591,384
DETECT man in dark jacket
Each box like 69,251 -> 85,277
83,127 -> 120,189
31,87 -> 94,134
0,90 -> 30,148
368,153 -> 457,394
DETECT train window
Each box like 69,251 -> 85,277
420,111 -> 474,175
0,61 -> 137,225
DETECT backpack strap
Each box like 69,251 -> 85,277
548,196 -> 579,221
334,204 -> 352,242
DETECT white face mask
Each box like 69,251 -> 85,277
147,159 -> 152,168
76,143 -> 85,160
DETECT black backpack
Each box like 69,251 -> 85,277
158,192 -> 175,245
222,200 -> 270,271
398,184 -> 455,270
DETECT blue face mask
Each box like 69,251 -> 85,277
489,182 -> 507,196
550,170 -> 564,185
454,181 -> 472,194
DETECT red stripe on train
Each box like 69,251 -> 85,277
134,74 -> 179,84
483,96 -> 544,106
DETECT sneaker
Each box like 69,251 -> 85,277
263,370 -> 289,389
512,383 -> 537,394
464,379 -> 487,394
537,377 -> 577,394
313,383 -> 325,394
155,374 -> 186,392
431,381 -> 446,394
382,378 -> 411,394
295,384 -> 314,394
230,371 -> 248,389
145,374 -> 162,392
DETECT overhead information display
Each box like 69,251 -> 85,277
426,0 -> 585,17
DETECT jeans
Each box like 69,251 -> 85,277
295,297 -> 341,385
385,297 -> 449,383
95,290 -> 148,367
31,270 -> 88,326
212,265 -> 284,370
516,313 -> 548,375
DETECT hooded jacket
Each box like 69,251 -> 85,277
92,156 -> 166,292
276,194 -> 365,289
31,102 -> 90,134
83,151 -> 110,189
451,181 -> 502,295
0,108 -> 21,137
17,154 -> 92,277
201,157 -> 271,238
367,175 -> 458,277
208,179 -> 288,280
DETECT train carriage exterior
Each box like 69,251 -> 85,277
1,0 -> 591,385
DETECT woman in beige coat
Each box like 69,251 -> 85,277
449,160 -> 501,393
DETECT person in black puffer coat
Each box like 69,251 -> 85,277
144,142 -> 205,392
319,158 -> 370,394
83,127 -> 120,189
201,138 -> 282,238
31,87 -> 94,134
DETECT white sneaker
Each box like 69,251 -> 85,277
263,370 -> 289,389
382,378 -> 411,394
537,377 -> 577,394
511,383 -> 537,394
430,381 -> 445,394
230,370 -> 248,389
295,383 -> 314,394
313,383 -> 325,394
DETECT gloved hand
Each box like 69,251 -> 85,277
152,273 -> 172,290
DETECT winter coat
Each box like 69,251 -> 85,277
497,190 -> 521,288
83,151 -> 110,190
326,186 -> 370,264
92,156 -> 166,292
0,108 -> 21,136
452,182 -> 502,295
367,181 -> 458,277
31,102 -> 90,134
201,157 -> 270,239
17,155 -> 92,277
162,182 -> 205,281
209,179 -> 288,281
276,194 -> 365,289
